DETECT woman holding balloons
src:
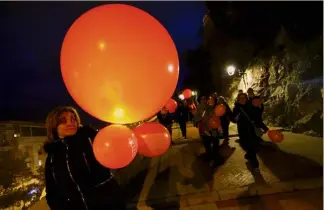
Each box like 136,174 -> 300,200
43,107 -> 126,210
196,95 -> 224,167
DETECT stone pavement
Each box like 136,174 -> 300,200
180,188 -> 323,210
123,123 -> 323,209
29,123 -> 323,210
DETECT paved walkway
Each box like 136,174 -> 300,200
181,189 -> 323,210
29,124 -> 323,210
124,124 -> 322,209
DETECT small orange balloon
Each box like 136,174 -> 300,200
93,125 -> 138,169
165,99 -> 177,113
208,116 -> 221,129
60,4 -> 179,124
252,98 -> 262,107
267,130 -> 284,143
214,104 -> 226,116
183,89 -> 192,99
133,122 -> 171,157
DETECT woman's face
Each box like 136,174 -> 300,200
218,98 -> 225,104
200,96 -> 207,105
57,111 -> 78,138
247,89 -> 254,98
208,97 -> 215,106
238,94 -> 247,105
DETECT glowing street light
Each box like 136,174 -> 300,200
226,65 -> 236,76
178,94 -> 185,100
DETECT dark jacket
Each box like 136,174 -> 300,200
157,112 -> 173,127
248,96 -> 269,131
176,102 -> 189,123
219,102 -> 233,123
232,103 -> 256,140
44,126 -> 126,210
248,96 -> 264,119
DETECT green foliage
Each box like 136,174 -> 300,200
0,147 -> 32,189
0,188 -> 27,209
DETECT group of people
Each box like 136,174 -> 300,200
191,88 -> 268,169
42,88 -> 268,210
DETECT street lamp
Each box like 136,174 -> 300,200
226,65 -> 236,76
178,94 -> 185,100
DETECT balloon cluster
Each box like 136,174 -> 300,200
60,4 -> 179,169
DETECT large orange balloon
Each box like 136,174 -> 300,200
93,125 -> 138,169
133,122 -> 171,157
60,4 -> 179,124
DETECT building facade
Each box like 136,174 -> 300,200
0,121 -> 47,172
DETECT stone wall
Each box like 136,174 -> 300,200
229,37 -> 323,137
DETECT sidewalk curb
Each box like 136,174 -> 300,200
126,177 -> 323,209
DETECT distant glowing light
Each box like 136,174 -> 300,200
227,65 -> 236,76
192,91 -> 196,96
178,94 -> 185,100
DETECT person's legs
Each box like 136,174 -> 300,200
221,120 -> 230,140
166,124 -> 174,145
201,135 -> 213,161
241,139 -> 260,169
210,136 -> 224,165
179,121 -> 187,138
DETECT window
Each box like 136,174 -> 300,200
31,127 -> 47,136
20,127 -> 31,137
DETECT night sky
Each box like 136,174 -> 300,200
0,2 -> 206,124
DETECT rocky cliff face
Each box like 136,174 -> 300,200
201,5 -> 323,137
229,34 -> 323,137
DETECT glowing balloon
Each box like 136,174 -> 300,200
214,104 -> 226,116
165,99 -> 177,113
93,125 -> 138,169
60,4 -> 179,124
133,122 -> 171,157
252,98 -> 262,107
183,89 -> 192,99
267,130 -> 284,143
208,116 -> 221,129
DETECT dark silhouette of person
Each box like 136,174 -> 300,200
175,100 -> 188,139
232,93 -> 260,171
157,107 -> 174,143
247,88 -> 269,134
217,96 -> 233,141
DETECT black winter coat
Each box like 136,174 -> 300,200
157,112 -> 173,127
44,126 -> 126,210
232,103 -> 257,141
